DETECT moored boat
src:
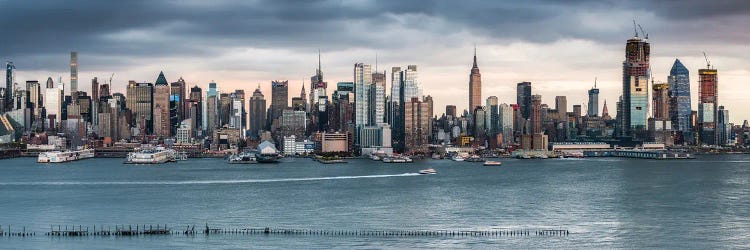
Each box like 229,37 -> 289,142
483,161 -> 502,166
228,151 -> 258,164
37,149 -> 95,163
125,147 -> 175,164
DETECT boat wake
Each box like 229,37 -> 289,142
0,173 -> 422,186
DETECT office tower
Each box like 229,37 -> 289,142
404,96 -> 433,152
292,88 -> 306,111
370,71 -> 386,125
248,85 -> 266,138
401,65 -> 421,101
5,61 -> 15,112
70,52 -> 78,97
717,106 -> 730,146
652,82 -> 669,120
91,77 -> 99,126
331,82 -> 354,132
499,103 -> 514,145
170,77 -> 186,123
486,96 -> 499,136
281,109 -> 306,137
270,80 -> 289,126
219,93 -> 232,127
354,63 -> 372,128
188,85 -> 202,134
389,66 -> 402,126
555,96 -> 567,120
588,81 -> 599,117
25,81 -> 41,129
516,82 -> 532,119
234,89 -> 246,130
126,81 -> 154,134
474,107 -> 486,140
99,83 -> 110,99
311,52 -> 328,131
153,71 -> 171,137
45,79 -> 64,128
469,47 -> 482,112
230,92 -> 243,130
204,82 -> 219,134
446,105 -> 456,118
668,59 -> 692,142
620,29 -> 650,139
530,94 -> 542,134
698,66 -> 718,145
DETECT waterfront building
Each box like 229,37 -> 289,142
211,127 -> 241,151
321,132 -> 349,153
359,125 -> 393,155
280,109 -> 306,138
668,59 -> 692,144
175,118 -> 192,144
620,30 -> 650,139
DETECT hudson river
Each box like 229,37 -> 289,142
1,155 -> 748,249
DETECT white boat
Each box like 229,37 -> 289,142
37,149 -> 95,163
451,155 -> 465,162
484,161 -> 502,166
419,168 -> 437,175
125,147 -> 175,164
228,151 -> 258,164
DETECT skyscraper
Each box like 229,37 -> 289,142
248,85 -> 266,138
469,47 -> 482,112
652,82 -> 669,120
153,71 -> 171,137
354,63 -> 372,128
5,61 -> 15,112
668,59 -> 692,142
516,82 -> 532,119
530,94 -> 542,134
486,96 -> 499,136
126,81 -> 154,134
698,66 -> 718,145
389,66 -> 401,126
404,96 -> 433,152
45,79 -> 64,128
205,82 -> 218,132
70,52 -> 78,97
620,30 -> 650,139
170,77 -> 187,124
370,71 -> 386,125
91,77 -> 99,126
270,80 -> 289,126
587,81 -> 599,117
188,85 -> 202,134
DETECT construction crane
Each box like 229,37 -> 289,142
109,73 -> 114,85
703,51 -> 711,69
637,24 -> 648,39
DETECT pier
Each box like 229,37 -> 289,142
0,224 -> 570,238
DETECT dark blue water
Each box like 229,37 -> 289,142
0,155 -> 748,249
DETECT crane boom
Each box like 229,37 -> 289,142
703,52 -> 711,69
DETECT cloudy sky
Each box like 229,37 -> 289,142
3,0 -> 750,123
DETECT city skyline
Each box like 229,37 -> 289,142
2,1 -> 750,123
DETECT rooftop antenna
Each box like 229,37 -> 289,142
594,77 -> 597,88
633,20 -> 638,38
703,51 -> 711,69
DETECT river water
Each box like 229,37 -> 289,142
0,155 -> 748,249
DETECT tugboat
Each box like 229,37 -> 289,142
418,168 -> 437,175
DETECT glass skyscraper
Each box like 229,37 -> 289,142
668,59 -> 692,143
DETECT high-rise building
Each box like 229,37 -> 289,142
230,92 -> 243,131
310,52 -> 328,131
392,65 -> 421,153
5,61 -> 15,112
652,82 -> 669,120
499,103 -> 514,145
45,80 -> 64,129
530,94 -> 542,134
354,63 -> 372,129
170,77 -> 186,123
91,77 -> 99,126
446,105 -> 456,118
469,47 -> 482,112
668,59 -> 692,143
620,30 -> 650,139
404,96 -> 433,152
248,85 -> 266,139
370,71 -> 386,125
70,52 -> 78,97
389,66 -> 401,126
270,80 -> 289,126
188,85 -> 202,133
205,82 -> 218,134
219,93 -> 231,127
698,66 -> 718,145
401,65 -> 421,102
555,96 -> 568,120
587,82 -> 599,117
331,82 -> 354,132
486,96 -> 499,136
516,82 -> 532,120
717,106 -> 730,146
126,81 -> 154,134
153,71 -> 171,137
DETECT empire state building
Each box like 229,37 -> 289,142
469,47 -> 482,112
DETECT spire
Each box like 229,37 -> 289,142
155,71 -> 168,85
594,77 -> 597,88
317,49 -> 322,82
472,44 -> 478,68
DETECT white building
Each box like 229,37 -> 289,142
354,63 -> 372,127
499,103 -> 514,144
176,119 -> 193,144
44,83 -> 64,127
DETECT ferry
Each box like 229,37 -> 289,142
418,168 -> 437,175
37,149 -> 95,163
382,156 -> 413,163
125,148 -> 175,164
483,161 -> 503,166
228,151 -> 258,164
